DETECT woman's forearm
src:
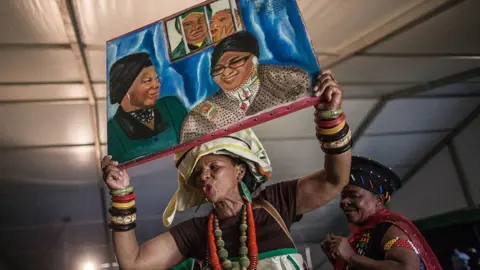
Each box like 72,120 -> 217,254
112,230 -> 185,270
324,150 -> 352,188
112,230 -> 141,269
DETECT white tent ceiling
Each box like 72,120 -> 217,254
0,0 -> 479,269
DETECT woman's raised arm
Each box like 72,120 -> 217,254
296,71 -> 352,215
101,156 -> 185,270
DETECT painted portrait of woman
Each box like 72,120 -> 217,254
179,31 -> 311,142
108,52 -> 188,163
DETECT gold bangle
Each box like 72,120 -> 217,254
322,130 -> 352,149
111,200 -> 136,210
109,213 -> 137,225
316,120 -> 346,135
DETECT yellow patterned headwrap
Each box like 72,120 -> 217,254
163,129 -> 271,227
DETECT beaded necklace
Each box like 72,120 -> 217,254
356,231 -> 370,256
207,202 -> 258,270
342,232 -> 371,270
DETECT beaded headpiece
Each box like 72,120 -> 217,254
349,156 -> 402,202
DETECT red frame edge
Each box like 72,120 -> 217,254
118,95 -> 321,169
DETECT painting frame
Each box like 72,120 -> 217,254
106,0 -> 321,169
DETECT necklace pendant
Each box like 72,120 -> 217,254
240,102 -> 247,111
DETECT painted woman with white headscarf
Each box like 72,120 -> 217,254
101,70 -> 352,270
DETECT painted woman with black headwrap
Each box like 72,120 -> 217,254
322,156 -> 442,270
179,31 -> 311,142
108,52 -> 188,163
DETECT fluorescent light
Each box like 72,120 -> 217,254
83,262 -> 95,270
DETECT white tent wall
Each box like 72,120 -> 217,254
390,147 -> 468,220
452,114 -> 480,206
391,114 -> 480,220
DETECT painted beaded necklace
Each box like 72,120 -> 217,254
207,202 -> 258,270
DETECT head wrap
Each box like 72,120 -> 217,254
349,156 -> 402,202
175,6 -> 213,33
109,52 -> 153,104
163,128 -> 271,227
211,31 -> 260,71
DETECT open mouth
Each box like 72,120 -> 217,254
202,184 -> 212,197
343,208 -> 356,213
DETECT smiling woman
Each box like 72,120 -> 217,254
107,52 -> 188,163
210,8 -> 243,42
322,156 -> 442,270
169,6 -> 213,59
179,31 -> 311,142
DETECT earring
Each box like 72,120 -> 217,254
237,171 -> 243,181
252,56 -> 259,66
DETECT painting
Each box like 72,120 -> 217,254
106,0 -> 320,167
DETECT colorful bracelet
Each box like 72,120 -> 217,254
112,193 -> 136,203
109,213 -> 137,225
316,120 -> 346,135
108,184 -> 137,232
316,124 -> 350,142
110,185 -> 134,196
109,207 -> 137,216
316,113 -> 345,128
321,140 -> 352,155
321,129 -> 352,149
111,200 -> 136,210
315,108 -> 352,155
109,222 -> 137,232
316,108 -> 343,120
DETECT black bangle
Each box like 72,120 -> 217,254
321,140 -> 352,155
109,207 -> 137,216
316,124 -> 350,143
109,222 -> 136,232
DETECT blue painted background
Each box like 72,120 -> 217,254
106,0 -> 320,119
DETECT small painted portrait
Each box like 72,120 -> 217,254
107,52 -> 187,162
169,7 -> 213,59
210,8 -> 243,42
179,31 -> 311,142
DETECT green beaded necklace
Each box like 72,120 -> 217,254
213,205 -> 250,270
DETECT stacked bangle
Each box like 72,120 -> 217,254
316,109 -> 352,155
110,185 -> 134,196
109,185 -> 137,232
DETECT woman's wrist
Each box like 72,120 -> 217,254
108,185 -> 137,232
346,253 -> 359,265
315,108 -> 352,155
